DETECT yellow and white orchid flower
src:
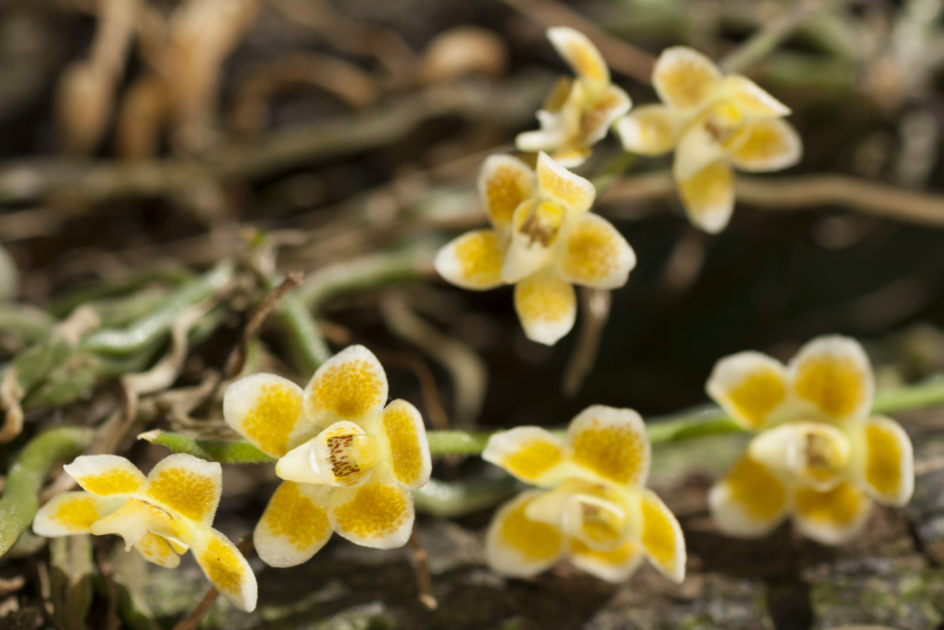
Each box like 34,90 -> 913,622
707,335 -> 914,545
33,453 -> 257,611
516,27 -> 631,167
482,406 -> 685,583
615,47 -> 802,233
435,152 -> 635,345
222,345 -> 431,567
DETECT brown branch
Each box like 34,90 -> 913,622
0,77 -> 550,205
225,271 -> 303,378
601,171 -> 944,228
498,0 -> 655,83
172,536 -> 254,630
408,527 -> 437,610
562,288 -> 611,397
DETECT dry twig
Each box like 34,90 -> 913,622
601,171 -> 944,228
498,0 -> 655,83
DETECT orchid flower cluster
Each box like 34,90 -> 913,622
26,24 -> 919,622
436,27 -> 801,347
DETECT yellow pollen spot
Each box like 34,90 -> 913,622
571,420 -> 645,486
726,368 -> 785,428
310,360 -> 384,419
454,232 -> 504,287
561,219 -> 618,285
146,467 -> 217,523
679,161 -> 733,218
265,482 -> 329,550
794,355 -> 865,419
659,59 -> 718,109
726,456 -> 785,520
242,383 -> 302,457
78,470 -> 141,496
571,538 -> 639,565
865,423 -> 902,497
795,483 -> 862,525
202,537 -> 244,595
515,275 -> 573,324
501,499 -> 562,561
382,405 -> 424,486
505,440 -> 562,481
53,497 -> 101,530
332,483 -> 409,540
640,494 -> 677,567
485,165 -> 532,227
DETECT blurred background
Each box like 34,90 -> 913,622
2,0 -> 944,628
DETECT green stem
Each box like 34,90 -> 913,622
137,431 -> 276,464
143,377 -> 944,464
275,282 -> 331,375
79,261 -> 233,355
592,152 -> 638,195
0,427 -> 93,558
298,248 -> 431,311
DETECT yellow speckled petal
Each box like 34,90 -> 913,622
748,422 -> 850,492
485,490 -> 565,578
789,335 -> 873,422
706,351 -> 788,429
254,481 -> 332,568
33,492 -> 124,537
434,229 -> 506,291
90,498 -> 190,553
638,490 -> 686,583
794,482 -> 872,545
144,454 -> 221,526
191,526 -> 257,612
501,199 -> 564,284
727,119 -> 802,173
548,27 -> 609,90
709,454 -> 789,538
723,75 -> 791,118
482,426 -> 566,486
652,47 -> 722,111
517,83 -> 585,159
478,154 -> 536,230
134,532 -> 181,568
304,345 -> 388,424
328,473 -> 414,549
558,213 -> 635,289
513,271 -> 576,346
536,152 -> 596,213
677,160 -> 735,234
580,85 -> 632,146
568,405 -> 650,488
375,399 -> 432,490
63,455 -> 146,497
856,416 -> 914,507
615,105 -> 679,156
223,373 -> 309,458
570,538 -> 644,583
549,146 -> 593,168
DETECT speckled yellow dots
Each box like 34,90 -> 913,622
436,151 -> 635,346
615,46 -> 802,233
707,335 -> 914,545
223,344 -> 432,568
33,453 -> 257,612
482,405 -> 686,584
